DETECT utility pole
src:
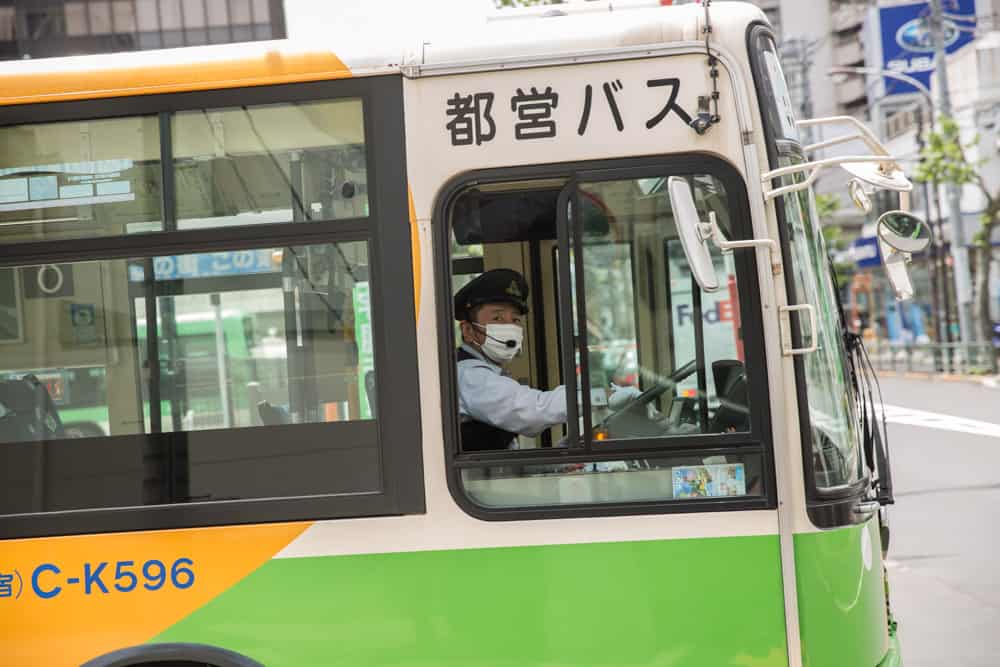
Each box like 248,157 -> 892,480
929,0 -> 975,344
914,108 -> 944,346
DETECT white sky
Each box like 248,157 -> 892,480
283,0 -> 495,46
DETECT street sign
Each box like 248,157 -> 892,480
877,0 -> 975,97
128,249 -> 277,282
853,236 -> 881,269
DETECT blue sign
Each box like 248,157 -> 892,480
878,0 -> 975,97
128,249 -> 277,282
853,236 -> 881,269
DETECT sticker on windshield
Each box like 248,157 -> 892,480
762,50 -> 800,141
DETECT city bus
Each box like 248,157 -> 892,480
0,2 -> 926,666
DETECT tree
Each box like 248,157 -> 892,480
914,115 -> 998,346
815,192 -> 855,288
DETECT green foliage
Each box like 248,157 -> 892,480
915,114 -> 999,242
814,192 -> 840,222
914,116 -> 981,188
812,193 -> 853,285
821,224 -> 841,248
916,115 -> 998,347
814,193 -> 846,251
830,259 -> 855,289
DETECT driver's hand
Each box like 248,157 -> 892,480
607,383 -> 641,411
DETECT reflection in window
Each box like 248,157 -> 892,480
0,116 -> 162,242
0,241 -> 379,515
462,453 -> 763,508
577,177 -> 749,441
779,160 -> 863,490
0,269 -> 22,343
172,99 -> 369,229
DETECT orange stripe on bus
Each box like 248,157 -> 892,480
0,521 -> 310,666
409,187 -> 421,319
0,48 -> 351,107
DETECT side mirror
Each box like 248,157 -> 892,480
877,210 -> 930,253
840,160 -> 913,192
667,176 -> 720,292
876,210 -> 929,301
848,178 -> 872,213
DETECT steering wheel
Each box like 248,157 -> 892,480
624,358 -> 698,411
595,359 -> 698,437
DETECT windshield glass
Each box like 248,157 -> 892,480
447,163 -> 770,512
778,158 -> 864,490
754,35 -> 801,143
574,175 -> 749,440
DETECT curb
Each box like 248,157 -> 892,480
878,370 -> 1000,389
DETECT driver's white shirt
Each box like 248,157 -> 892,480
457,343 -> 568,440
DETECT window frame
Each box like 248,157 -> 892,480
746,23 -> 870,528
435,153 -> 776,521
0,267 -> 24,344
0,74 -> 424,540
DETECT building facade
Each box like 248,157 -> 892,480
0,0 -> 285,60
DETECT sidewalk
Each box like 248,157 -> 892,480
877,369 -> 1000,389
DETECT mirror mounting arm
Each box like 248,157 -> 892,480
761,155 -> 904,201
700,214 -> 782,274
797,115 -> 889,157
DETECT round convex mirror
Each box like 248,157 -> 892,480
877,211 -> 930,253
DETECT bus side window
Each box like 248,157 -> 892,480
0,242 -> 382,516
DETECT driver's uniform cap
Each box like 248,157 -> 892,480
454,269 -> 529,321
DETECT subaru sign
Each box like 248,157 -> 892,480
878,0 -> 975,97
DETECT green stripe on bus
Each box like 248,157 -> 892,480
154,535 -> 788,666
795,521 -> 891,667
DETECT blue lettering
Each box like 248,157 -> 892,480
704,303 -> 720,324
31,564 -> 61,599
677,303 -> 692,326
84,562 -> 109,595
113,560 -> 137,592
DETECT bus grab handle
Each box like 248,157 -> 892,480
779,304 -> 818,356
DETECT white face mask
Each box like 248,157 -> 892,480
473,322 -> 524,363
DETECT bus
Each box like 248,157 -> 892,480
0,295 -> 289,438
0,2 -> 928,666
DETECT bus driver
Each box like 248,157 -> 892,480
454,269 -> 567,451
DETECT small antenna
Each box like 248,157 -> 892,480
690,0 -> 721,135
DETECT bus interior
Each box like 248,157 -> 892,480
448,173 -> 764,504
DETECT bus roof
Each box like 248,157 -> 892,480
0,2 -> 766,108
0,40 -> 354,107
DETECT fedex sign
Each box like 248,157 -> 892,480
676,299 -> 736,326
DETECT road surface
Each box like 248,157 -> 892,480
877,375 -> 1000,667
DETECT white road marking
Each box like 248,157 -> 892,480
882,405 -> 1000,439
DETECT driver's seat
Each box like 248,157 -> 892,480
709,360 -> 749,433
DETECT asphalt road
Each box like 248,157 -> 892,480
877,375 -> 1000,667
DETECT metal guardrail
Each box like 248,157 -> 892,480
868,342 -> 999,375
